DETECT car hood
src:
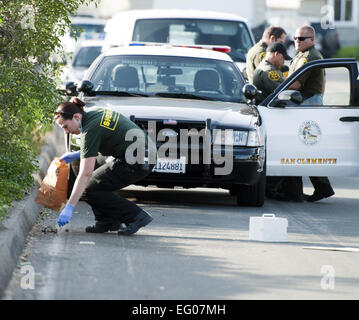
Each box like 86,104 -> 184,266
83,96 -> 257,129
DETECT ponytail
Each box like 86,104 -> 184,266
72,97 -> 85,110
54,97 -> 85,120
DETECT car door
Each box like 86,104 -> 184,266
258,58 -> 359,177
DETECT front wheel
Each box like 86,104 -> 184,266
232,164 -> 266,207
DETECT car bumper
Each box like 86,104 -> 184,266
70,145 -> 265,189
139,146 -> 265,188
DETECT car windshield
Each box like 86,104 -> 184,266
90,54 -> 246,103
132,19 -> 253,62
73,46 -> 102,68
70,24 -> 105,37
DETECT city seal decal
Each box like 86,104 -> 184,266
298,120 -> 321,145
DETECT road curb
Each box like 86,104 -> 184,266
0,125 -> 65,297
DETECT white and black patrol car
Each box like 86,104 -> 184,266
65,44 -> 266,206
64,44 -> 359,207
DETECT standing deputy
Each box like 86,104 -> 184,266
252,42 -> 297,200
253,42 -> 291,102
246,25 -> 287,84
54,98 -> 156,235
288,25 -> 325,105
287,25 -> 334,202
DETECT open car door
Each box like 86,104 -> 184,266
258,58 -> 359,177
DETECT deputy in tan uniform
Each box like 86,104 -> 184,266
253,42 -> 291,102
288,25 -> 325,105
246,26 -> 287,84
286,25 -> 334,202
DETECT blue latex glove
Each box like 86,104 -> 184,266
60,151 -> 80,164
58,204 -> 75,227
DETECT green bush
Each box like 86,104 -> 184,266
333,46 -> 359,60
0,0 -> 98,220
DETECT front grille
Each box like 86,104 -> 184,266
133,117 -> 212,172
134,118 -> 208,137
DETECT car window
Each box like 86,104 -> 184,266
90,55 -> 246,103
73,46 -> 102,68
132,19 -> 253,62
323,67 -> 351,106
297,66 -> 351,106
71,24 -> 105,38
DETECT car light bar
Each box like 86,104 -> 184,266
163,119 -> 177,125
129,42 -> 231,53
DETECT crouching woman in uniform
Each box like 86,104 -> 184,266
54,98 -> 156,235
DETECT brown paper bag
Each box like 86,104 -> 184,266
35,157 -> 69,212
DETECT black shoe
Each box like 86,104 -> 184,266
303,194 -> 310,201
307,190 -> 335,202
118,210 -> 153,236
85,221 -> 121,233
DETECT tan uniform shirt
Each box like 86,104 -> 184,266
246,39 -> 267,84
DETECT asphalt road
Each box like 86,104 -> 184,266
2,176 -> 359,300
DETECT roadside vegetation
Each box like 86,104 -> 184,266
0,0 -> 98,220
333,45 -> 359,60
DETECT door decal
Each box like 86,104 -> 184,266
298,120 -> 321,145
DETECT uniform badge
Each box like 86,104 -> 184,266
268,70 -> 280,81
298,120 -> 321,145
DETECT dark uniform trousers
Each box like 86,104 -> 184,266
267,176 -> 334,200
308,176 -> 334,196
82,158 -> 154,224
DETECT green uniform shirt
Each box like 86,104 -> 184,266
288,45 -> 324,99
246,39 -> 267,84
253,60 -> 284,101
80,108 -> 156,162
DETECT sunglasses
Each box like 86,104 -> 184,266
294,36 -> 312,41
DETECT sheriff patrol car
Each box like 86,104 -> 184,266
65,45 -> 266,207
64,44 -> 359,207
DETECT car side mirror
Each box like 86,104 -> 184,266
65,81 -> 78,96
274,90 -> 303,107
243,83 -> 258,100
77,80 -> 94,95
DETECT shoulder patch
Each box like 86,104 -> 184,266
268,70 -> 281,81
259,51 -> 266,61
299,57 -> 308,67
100,109 -> 120,131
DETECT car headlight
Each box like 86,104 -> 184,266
213,129 -> 248,146
247,129 -> 262,147
213,129 -> 262,147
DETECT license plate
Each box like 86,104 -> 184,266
153,156 -> 186,174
